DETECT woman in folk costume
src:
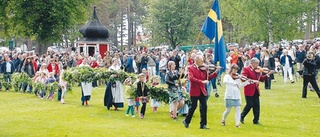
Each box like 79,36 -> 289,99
79,58 -> 93,106
166,61 -> 185,120
89,57 -> 99,88
104,58 -> 125,111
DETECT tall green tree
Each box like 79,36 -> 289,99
95,0 -> 146,49
145,0 -> 202,49
1,0 -> 92,53
220,0 -> 308,46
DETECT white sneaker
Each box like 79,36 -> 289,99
126,114 -> 129,116
132,115 -> 135,117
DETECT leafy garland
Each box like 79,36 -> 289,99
0,72 -> 61,94
2,81 -> 12,90
46,82 -> 60,93
0,67 -> 189,105
123,83 -> 170,104
148,86 -> 170,104
12,72 -> 33,92
183,92 -> 191,105
62,67 -> 137,83
124,85 -> 137,99
33,82 -> 46,91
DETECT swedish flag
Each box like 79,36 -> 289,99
201,0 -> 226,72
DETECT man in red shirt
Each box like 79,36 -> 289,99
240,58 -> 274,125
183,55 -> 221,129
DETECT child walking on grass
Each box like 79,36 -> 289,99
124,77 -> 135,117
34,72 -> 47,99
33,72 -> 41,96
178,79 -> 189,116
136,73 -> 149,119
46,72 -> 56,101
59,65 -> 68,104
150,77 -> 161,112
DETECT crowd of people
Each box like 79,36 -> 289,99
1,41 -> 320,129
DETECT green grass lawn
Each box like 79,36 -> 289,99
0,74 -> 320,137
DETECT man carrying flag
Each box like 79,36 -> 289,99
183,0 -> 224,129
202,0 -> 226,70
202,0 -> 226,99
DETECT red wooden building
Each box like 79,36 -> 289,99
78,6 -> 110,58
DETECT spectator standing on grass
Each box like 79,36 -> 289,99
22,57 -> 35,93
296,45 -> 306,74
1,55 -> 15,91
301,51 -> 320,98
147,53 -> 156,77
280,50 -> 294,84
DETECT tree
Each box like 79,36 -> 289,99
95,0 -> 121,48
220,0 -> 308,46
95,0 -> 146,50
1,0 -> 92,53
145,0 -> 202,49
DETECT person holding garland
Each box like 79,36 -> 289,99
104,58 -> 124,110
79,58 -> 93,106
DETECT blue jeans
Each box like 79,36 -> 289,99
140,64 -> 147,72
211,78 -> 217,91
160,70 -> 166,84
205,82 -> 211,101
187,80 -> 190,92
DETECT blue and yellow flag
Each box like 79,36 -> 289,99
201,0 -> 226,72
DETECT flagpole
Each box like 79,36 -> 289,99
178,1 -> 216,83
178,31 -> 202,83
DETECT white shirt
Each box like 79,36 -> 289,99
6,62 -> 11,73
59,69 -> 67,90
79,63 -> 90,67
52,64 -> 56,74
288,49 -> 295,60
284,56 -> 290,68
117,58 -> 122,68
159,58 -> 167,70
109,64 -> 120,71
223,74 -> 250,100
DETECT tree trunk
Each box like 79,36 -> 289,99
318,0 -> 320,32
267,18 -> 274,49
64,33 -> 68,48
300,0 -> 304,33
113,22 -> 118,48
120,0 -> 125,51
314,7 -> 317,38
35,41 -> 49,54
133,21 -> 136,47
127,1 -> 132,49
26,38 -> 33,51
305,10 -> 312,40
